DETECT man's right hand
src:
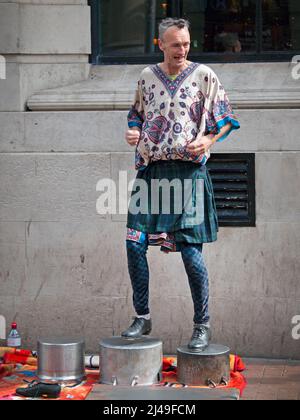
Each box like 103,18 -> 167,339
126,128 -> 141,146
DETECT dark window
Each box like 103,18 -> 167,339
262,0 -> 298,51
206,154 -> 256,227
89,0 -> 300,64
182,0 -> 257,54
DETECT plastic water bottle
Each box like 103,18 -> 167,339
7,322 -> 21,348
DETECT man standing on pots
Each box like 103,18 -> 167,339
121,18 -> 240,351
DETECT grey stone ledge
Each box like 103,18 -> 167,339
27,63 -> 300,111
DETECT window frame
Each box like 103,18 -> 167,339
89,0 -> 300,65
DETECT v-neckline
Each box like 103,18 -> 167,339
157,62 -> 193,81
151,62 -> 199,99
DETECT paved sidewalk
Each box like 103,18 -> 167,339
241,358 -> 300,400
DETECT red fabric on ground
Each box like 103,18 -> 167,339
0,352 -> 247,400
0,348 -> 32,358
3,353 -> 37,366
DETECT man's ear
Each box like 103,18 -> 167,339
158,39 -> 164,53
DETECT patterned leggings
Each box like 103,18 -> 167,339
126,240 -> 210,325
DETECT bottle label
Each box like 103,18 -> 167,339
7,337 -> 21,347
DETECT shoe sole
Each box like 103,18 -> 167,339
121,330 -> 152,339
16,392 -> 60,399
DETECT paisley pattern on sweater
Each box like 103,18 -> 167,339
128,62 -> 240,170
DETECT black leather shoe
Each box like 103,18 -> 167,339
121,317 -> 152,339
188,325 -> 211,352
16,381 -> 61,399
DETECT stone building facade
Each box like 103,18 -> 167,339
0,0 -> 299,357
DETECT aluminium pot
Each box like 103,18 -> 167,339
37,337 -> 85,383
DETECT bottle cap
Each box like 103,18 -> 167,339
11,322 -> 17,329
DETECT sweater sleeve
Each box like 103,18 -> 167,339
127,79 -> 145,130
204,69 -> 240,142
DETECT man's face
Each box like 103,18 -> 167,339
159,27 -> 191,69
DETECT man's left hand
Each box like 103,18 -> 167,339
186,135 -> 215,155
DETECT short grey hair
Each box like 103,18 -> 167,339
159,18 -> 190,40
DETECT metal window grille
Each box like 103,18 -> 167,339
206,153 -> 256,227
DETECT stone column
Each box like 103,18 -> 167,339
0,0 -> 91,111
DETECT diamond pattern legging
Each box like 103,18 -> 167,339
126,240 -> 209,325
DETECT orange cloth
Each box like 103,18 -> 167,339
0,352 -> 247,400
0,364 -> 15,379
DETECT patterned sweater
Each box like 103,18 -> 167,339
128,62 -> 240,170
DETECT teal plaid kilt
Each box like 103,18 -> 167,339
127,160 -> 219,244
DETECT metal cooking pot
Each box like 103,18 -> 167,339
37,337 -> 85,383
100,336 -> 163,386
